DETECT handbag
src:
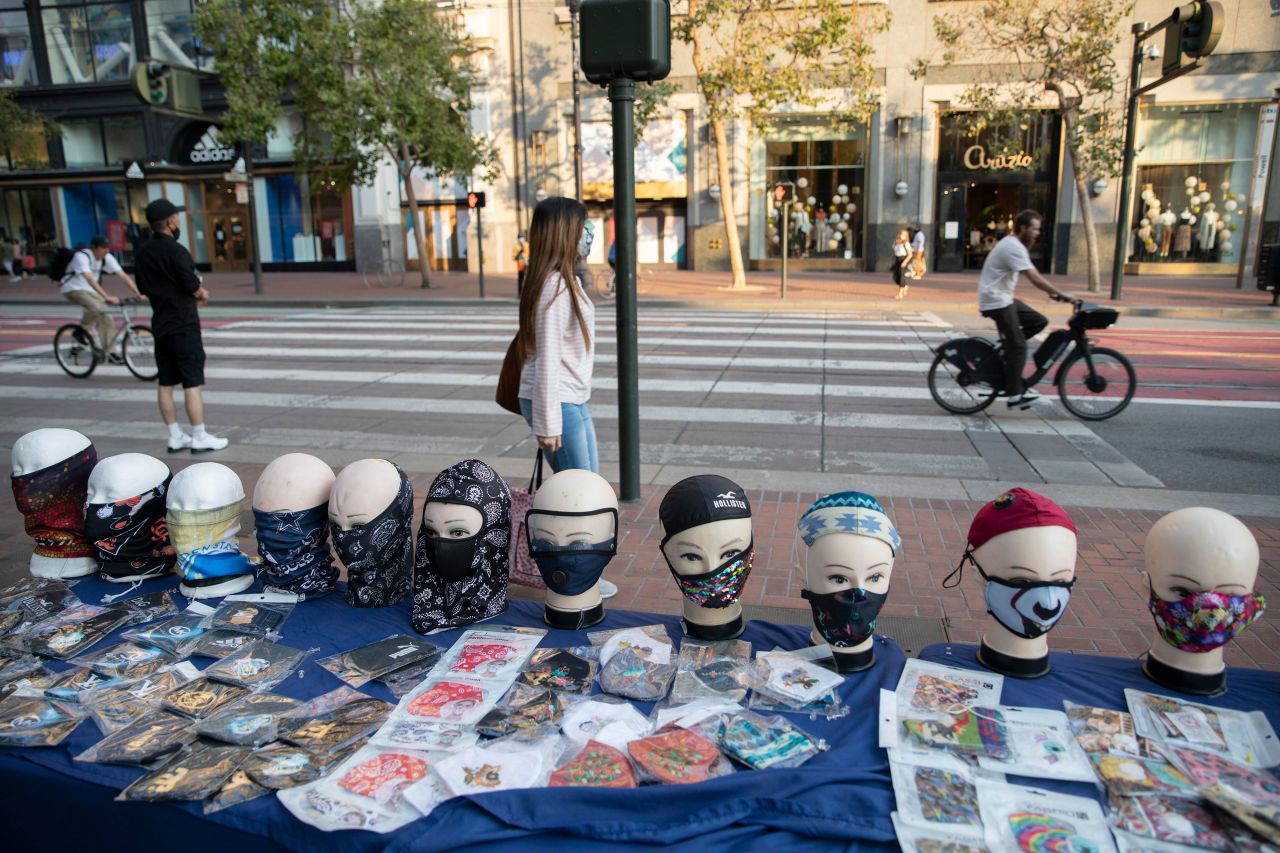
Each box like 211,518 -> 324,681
495,335 -> 523,415
507,451 -> 546,589
23,254 -> 35,270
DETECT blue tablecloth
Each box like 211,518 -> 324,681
1,575 -> 907,852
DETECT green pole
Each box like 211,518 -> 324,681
609,77 -> 640,502
1110,22 -> 1147,301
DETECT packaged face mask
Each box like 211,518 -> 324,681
517,648 -> 597,694
203,638 -> 307,691
76,710 -> 195,765
976,705 -> 1095,782
560,698 -> 651,747
204,769 -> 271,814
243,742 -> 327,789
902,706 -> 1012,761
599,648 -> 677,702
330,744 -> 431,807
595,625 -> 674,665
22,604 -> 130,660
550,739 -> 637,789
123,612 -> 211,657
190,630 -> 256,659
1088,753 -> 1197,798
161,677 -> 250,720
889,751 -> 985,837
896,659 -> 1003,716
316,635 -> 441,689
752,650 -> 844,706
1064,702 -> 1144,757
196,692 -> 302,746
976,781 -> 1118,853
891,813 -> 993,853
721,710 -> 823,770
119,591 -> 179,627
83,668 -> 195,735
207,598 -> 293,637
0,581 -> 80,630
371,719 -> 479,753
277,692 -> 393,757
117,741 -> 249,802
475,685 -> 563,738
434,743 -> 547,795
42,666 -> 124,702
277,779 -> 410,833
671,659 -> 748,704
441,628 -> 543,681
400,677 -> 498,726
628,726 -> 724,785
69,641 -> 176,680
1111,794 -> 1235,852
0,694 -> 84,746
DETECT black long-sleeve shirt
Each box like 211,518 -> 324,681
135,233 -> 201,337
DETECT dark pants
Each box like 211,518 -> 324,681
981,299 -> 1048,396
891,255 -> 906,286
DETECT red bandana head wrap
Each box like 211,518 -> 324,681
11,446 -> 98,559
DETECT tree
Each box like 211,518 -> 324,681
0,89 -> 54,170
676,0 -> 887,289
197,0 -> 496,288
921,0 -> 1133,292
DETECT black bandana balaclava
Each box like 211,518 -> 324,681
411,459 -> 512,633
84,473 -> 174,582
330,463 -> 414,608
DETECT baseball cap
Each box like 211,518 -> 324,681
89,235 -> 109,248
659,474 -> 751,540
967,487 -> 1076,551
145,198 -> 185,223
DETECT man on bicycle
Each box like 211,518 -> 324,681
977,209 -> 1075,409
61,236 -> 143,362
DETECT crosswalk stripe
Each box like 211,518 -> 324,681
288,310 -> 952,329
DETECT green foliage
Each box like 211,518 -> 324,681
0,89 -> 54,170
635,81 -> 679,146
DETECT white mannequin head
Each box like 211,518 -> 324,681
169,462 -> 245,511
87,454 -> 170,504
168,462 -> 253,599
11,427 -> 96,578
528,469 -> 619,618
971,526 -> 1077,659
253,453 -> 335,513
329,459 -> 401,530
1143,507 -> 1263,687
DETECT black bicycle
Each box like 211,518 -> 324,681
927,300 -> 1136,421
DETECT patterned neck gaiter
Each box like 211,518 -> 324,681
84,474 -> 173,581
254,504 -> 337,599
411,459 -> 511,632
168,500 -> 256,581
332,464 -> 414,608
11,445 -> 98,559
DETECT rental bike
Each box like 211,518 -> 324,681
53,297 -> 158,381
927,299 -> 1136,421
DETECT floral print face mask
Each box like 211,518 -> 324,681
1148,587 -> 1266,653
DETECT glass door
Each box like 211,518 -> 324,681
935,182 -> 968,272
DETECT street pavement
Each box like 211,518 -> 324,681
1,300 -> 1277,669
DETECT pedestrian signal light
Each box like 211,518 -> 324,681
580,0 -> 671,86
773,185 -> 786,202
467,192 -> 486,209
131,61 -> 170,106
1163,1 -> 1222,76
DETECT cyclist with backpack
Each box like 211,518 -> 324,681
57,236 -> 142,361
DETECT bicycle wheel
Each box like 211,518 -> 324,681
385,260 -> 406,289
595,271 -> 617,300
123,324 -> 158,381
53,324 -> 97,378
1056,346 -> 1136,420
927,351 -> 998,414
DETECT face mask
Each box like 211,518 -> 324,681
168,502 -> 255,581
800,586 -> 888,648
577,222 -> 594,259
11,446 -> 98,559
423,535 -> 478,584
331,468 -> 414,609
949,551 -> 1073,640
172,227 -> 181,241
84,476 -> 172,581
526,508 -> 619,597
1149,588 -> 1266,653
666,544 -> 754,609
254,504 -> 337,599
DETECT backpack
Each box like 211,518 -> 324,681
49,245 -> 89,283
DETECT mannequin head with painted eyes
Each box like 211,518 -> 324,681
1142,507 -> 1263,694
526,469 -> 619,628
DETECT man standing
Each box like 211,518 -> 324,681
977,210 -> 1074,409
134,199 -> 229,452
60,237 -> 142,360
910,227 -> 926,280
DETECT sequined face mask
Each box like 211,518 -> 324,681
664,543 -> 754,609
1149,587 -> 1266,653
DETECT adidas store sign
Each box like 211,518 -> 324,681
187,126 -> 236,164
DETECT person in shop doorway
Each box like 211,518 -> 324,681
890,229 -> 911,300
906,227 -> 926,280
513,230 -> 529,296
7,232 -> 30,281
134,198 -> 229,453
60,236 -> 143,361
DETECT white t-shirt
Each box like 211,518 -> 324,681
61,250 -> 122,296
977,235 -> 1035,311
911,230 -> 925,252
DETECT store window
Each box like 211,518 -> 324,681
42,2 -> 135,84
0,187 -> 57,267
1,123 -> 51,171
760,120 -> 868,260
144,0 -> 211,71
1128,103 -> 1261,266
262,173 -> 350,264
58,115 -> 145,167
1,7 -> 37,85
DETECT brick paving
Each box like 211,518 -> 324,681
3,460 -> 1276,672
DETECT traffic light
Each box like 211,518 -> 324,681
1163,1 -> 1223,76
773,184 -> 787,202
131,61 -> 170,106
467,191 -> 486,209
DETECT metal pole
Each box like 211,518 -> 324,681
609,78 -> 640,502
242,142 -> 264,295
476,206 -> 485,299
569,0 -> 585,202
780,196 -> 789,299
505,0 -> 523,228
1110,23 -> 1147,302
1235,93 -> 1279,289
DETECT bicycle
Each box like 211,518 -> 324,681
362,237 -> 406,289
53,297 -> 158,381
927,299 -> 1136,421
594,267 -> 617,300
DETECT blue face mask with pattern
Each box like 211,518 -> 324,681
253,503 -> 337,599
578,221 -> 594,259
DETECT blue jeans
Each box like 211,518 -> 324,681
519,398 -> 599,474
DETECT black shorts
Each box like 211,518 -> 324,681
155,329 -> 206,388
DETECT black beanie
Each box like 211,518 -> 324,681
659,475 -> 751,540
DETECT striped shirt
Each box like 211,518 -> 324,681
519,272 -> 595,437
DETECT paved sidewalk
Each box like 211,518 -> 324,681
3,266 -> 1277,317
3,460 -> 1276,672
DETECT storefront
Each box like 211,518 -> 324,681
1124,102 -> 1263,274
750,116 -> 869,269
933,111 -> 1061,273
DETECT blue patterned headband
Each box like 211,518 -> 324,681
797,491 -> 901,555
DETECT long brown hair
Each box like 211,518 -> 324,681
518,197 -> 591,359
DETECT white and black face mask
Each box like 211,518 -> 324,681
330,464 -> 414,608
947,550 -> 1074,640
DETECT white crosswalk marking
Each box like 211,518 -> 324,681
0,305 -> 1162,487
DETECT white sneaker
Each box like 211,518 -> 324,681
167,432 -> 192,453
191,432 -> 229,452
598,579 -> 619,600
1006,390 -> 1041,409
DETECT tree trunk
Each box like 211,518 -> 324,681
710,115 -> 747,289
1055,98 -> 1100,293
399,142 -> 434,289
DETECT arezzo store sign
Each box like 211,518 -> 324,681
963,144 -> 1034,171
180,125 -> 237,166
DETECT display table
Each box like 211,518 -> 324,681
1,575 -> 907,852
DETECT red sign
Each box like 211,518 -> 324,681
106,220 -> 127,251
773,184 -> 786,202
320,220 -> 335,240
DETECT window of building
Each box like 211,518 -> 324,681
262,173 -> 350,263
58,115 -> 145,167
1,7 -> 38,85
42,1 -> 135,84
144,0 -> 212,71
0,187 -> 57,267
762,121 -> 868,260
1129,102 -> 1261,266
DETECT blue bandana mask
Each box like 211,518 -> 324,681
254,504 -> 337,599
526,508 -> 619,596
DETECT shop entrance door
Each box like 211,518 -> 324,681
202,181 -> 252,273
935,182 -> 969,273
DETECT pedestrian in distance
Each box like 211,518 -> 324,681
891,228 -> 911,300
513,230 -> 529,296
59,236 -> 144,362
909,226 -> 926,280
134,198 -> 229,453
8,233 -> 30,281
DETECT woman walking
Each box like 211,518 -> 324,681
891,229 -> 911,299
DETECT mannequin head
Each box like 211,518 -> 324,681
11,428 -> 97,578
952,488 -> 1078,678
796,491 -> 900,671
329,459 -> 414,608
167,462 -> 255,599
252,454 -> 337,599
85,454 -> 173,583
524,469 -> 618,629
659,475 -> 753,640
1142,507 -> 1264,695
412,458 -> 513,632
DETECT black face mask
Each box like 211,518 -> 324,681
330,466 -> 414,608
800,587 -> 888,648
84,476 -> 173,582
424,535 -> 478,584
526,508 -> 619,597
